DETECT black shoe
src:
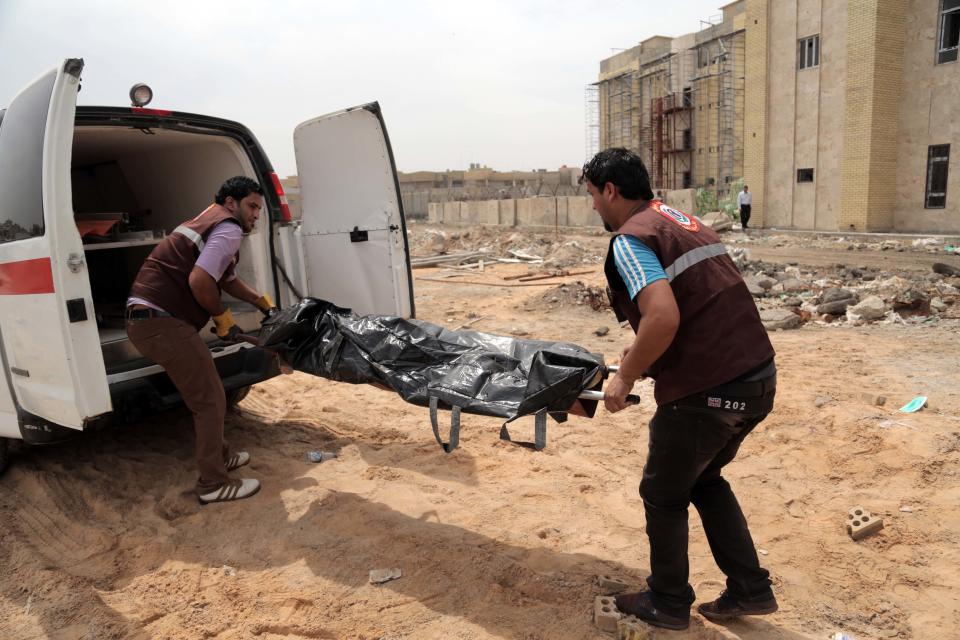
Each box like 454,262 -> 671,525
614,591 -> 689,631
697,590 -> 778,622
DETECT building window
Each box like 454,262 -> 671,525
698,46 -> 711,68
682,129 -> 692,150
798,35 -> 820,69
683,171 -> 692,188
797,168 -> 815,182
938,0 -> 960,64
925,144 -> 950,208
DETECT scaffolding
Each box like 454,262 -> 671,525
591,18 -> 743,196
584,83 -> 600,161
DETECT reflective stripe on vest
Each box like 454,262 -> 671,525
173,225 -> 205,252
664,243 -> 728,282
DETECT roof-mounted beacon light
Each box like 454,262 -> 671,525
129,83 -> 153,108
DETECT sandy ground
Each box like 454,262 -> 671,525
2,236 -> 960,640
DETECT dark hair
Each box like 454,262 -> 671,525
580,148 -> 654,200
215,176 -> 264,205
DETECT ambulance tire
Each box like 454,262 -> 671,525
0,438 -> 10,477
226,385 -> 251,408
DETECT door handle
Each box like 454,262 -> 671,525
67,253 -> 85,273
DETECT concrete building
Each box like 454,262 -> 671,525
595,0 -> 960,233
593,2 -> 745,196
396,164 -> 583,218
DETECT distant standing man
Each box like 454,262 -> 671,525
581,149 -> 778,630
126,176 -> 277,504
738,185 -> 752,230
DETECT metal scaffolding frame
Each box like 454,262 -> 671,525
591,19 -> 745,197
584,83 -> 600,161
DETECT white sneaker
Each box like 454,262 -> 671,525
198,478 -> 261,504
226,451 -> 250,471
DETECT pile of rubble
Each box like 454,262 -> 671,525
732,250 -> 960,331
407,227 -> 607,269
732,232 -> 960,255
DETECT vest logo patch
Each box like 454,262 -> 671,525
655,203 -> 700,232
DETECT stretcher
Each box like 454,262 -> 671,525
251,298 -> 640,452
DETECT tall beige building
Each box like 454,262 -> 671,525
595,2 -> 746,196
596,0 -> 960,232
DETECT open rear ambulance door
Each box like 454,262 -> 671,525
285,103 -> 414,317
0,58 -> 111,434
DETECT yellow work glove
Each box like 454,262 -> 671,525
253,293 -> 277,318
212,309 -> 241,343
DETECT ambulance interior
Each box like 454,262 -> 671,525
70,125 -> 273,372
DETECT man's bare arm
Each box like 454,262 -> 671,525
604,279 -> 680,412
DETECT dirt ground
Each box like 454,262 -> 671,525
2,228 -> 960,640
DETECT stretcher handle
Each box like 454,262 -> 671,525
578,389 -> 640,405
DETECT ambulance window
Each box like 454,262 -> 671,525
0,73 -> 53,244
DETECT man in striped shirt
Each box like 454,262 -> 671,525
582,148 -> 778,631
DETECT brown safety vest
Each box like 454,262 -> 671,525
605,200 -> 774,405
129,204 -> 241,330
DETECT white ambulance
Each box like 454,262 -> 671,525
0,58 -> 415,472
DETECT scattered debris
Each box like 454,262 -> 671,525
533,281 -> 608,312
451,315 -> 489,331
859,393 -> 887,407
222,565 -> 237,577
760,308 -> 801,331
899,506 -> 914,513
369,568 -> 402,584
847,506 -> 884,540
814,396 -> 833,408
594,326 -> 610,337
307,451 -> 338,463
899,396 -> 928,413
617,616 -> 649,639
410,251 -> 488,269
596,575 -> 630,593
594,595 -> 622,632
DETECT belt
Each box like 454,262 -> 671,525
125,307 -> 173,320
711,376 -> 776,398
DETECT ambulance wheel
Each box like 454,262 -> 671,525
226,385 -> 251,407
0,438 -> 10,476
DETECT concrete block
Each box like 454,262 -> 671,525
442,201 -> 461,224
859,393 -> 887,407
567,196 -> 597,226
594,595 -> 622,632
462,200 -> 483,224
556,196 -> 569,227
596,574 -> 630,593
478,200 -> 499,225
663,188 -> 697,214
847,506 -> 884,540
427,202 -> 442,223
617,616 -> 652,640
516,197 -> 558,227
499,199 -> 516,227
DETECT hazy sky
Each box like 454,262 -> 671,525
0,0 -> 727,175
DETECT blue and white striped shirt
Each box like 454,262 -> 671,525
612,235 -> 667,300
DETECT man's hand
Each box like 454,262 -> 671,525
604,374 -> 636,413
253,293 -> 277,318
212,309 -> 241,343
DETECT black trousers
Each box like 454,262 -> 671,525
640,380 -> 775,614
740,204 -> 752,228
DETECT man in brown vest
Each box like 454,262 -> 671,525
126,176 -> 276,504
581,149 -> 778,630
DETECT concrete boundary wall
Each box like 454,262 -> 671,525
426,196 -> 601,228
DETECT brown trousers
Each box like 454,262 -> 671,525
126,316 -> 230,493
